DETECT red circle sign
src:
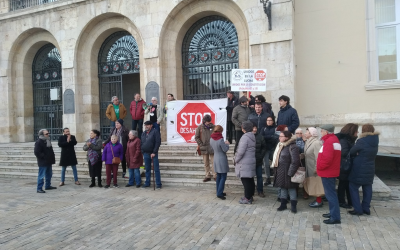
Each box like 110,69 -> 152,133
254,70 -> 266,81
176,103 -> 216,143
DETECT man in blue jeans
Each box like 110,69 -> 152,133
141,121 -> 162,189
34,129 -> 57,193
252,125 -> 267,197
316,124 -> 342,224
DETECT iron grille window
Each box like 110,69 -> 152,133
182,16 -> 239,100
10,0 -> 61,11
32,44 -> 63,141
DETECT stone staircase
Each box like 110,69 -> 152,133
0,142 -> 246,189
0,142 -> 392,200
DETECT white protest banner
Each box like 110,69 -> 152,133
166,99 -> 227,144
231,69 -> 267,91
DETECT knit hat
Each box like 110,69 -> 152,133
320,124 -> 335,133
242,121 -> 253,133
117,119 -> 124,126
307,127 -> 318,137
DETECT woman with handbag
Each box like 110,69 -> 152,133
273,131 -> 301,213
83,129 -> 103,188
335,123 -> 358,209
304,127 -> 324,207
102,135 -> 124,188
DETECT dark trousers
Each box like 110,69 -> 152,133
337,180 -> 352,205
241,177 -> 255,200
234,130 -> 244,154
121,157 -> 126,173
227,121 -> 235,144
256,165 -> 263,193
88,160 -> 102,183
349,182 -> 372,214
106,164 -> 118,185
321,177 -> 341,221
132,119 -> 143,137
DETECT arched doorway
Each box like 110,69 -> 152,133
98,31 -> 140,139
32,44 -> 62,141
182,16 -> 239,100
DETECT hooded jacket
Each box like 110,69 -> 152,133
276,104 -> 300,134
348,132 -> 379,185
335,133 -> 356,180
316,133 -> 341,178
130,98 -> 146,120
235,132 -> 256,178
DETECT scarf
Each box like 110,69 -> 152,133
88,137 -> 99,165
211,132 -> 223,141
272,142 -> 284,168
112,127 -> 123,142
39,135 -> 52,147
203,123 -> 211,130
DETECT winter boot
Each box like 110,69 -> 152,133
277,198 -> 288,211
291,200 -> 298,214
89,177 -> 95,188
98,178 -> 103,188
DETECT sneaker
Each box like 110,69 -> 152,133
45,186 -> 57,190
104,185 -> 110,189
113,184 -> 119,188
239,197 -> 252,204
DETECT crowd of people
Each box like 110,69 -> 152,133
33,91 -> 380,225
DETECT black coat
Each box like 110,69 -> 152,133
226,95 -> 239,121
58,135 -> 78,166
104,126 -> 130,153
348,132 -> 379,185
255,132 -> 267,166
335,133 -> 356,181
141,127 -> 161,154
34,139 -> 56,167
276,105 -> 300,134
273,138 -> 300,189
261,125 -> 278,151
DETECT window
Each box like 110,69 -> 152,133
375,0 -> 400,81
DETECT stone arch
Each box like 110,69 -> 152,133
159,0 -> 249,100
8,28 -> 60,142
74,13 -> 145,140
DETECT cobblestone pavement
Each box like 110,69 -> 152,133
1,178 -> 400,250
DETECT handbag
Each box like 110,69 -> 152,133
196,126 -> 203,156
341,152 -> 352,172
289,145 -> 306,184
110,144 -> 121,165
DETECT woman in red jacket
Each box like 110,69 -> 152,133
125,130 -> 143,187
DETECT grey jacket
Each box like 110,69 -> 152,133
210,138 -> 230,173
234,132 -> 256,178
82,138 -> 103,162
232,105 -> 251,131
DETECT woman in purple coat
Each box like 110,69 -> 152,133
102,135 -> 124,188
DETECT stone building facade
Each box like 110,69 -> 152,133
0,0 -> 398,146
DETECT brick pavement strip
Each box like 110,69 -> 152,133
1,178 -> 400,249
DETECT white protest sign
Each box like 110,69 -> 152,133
231,69 -> 267,91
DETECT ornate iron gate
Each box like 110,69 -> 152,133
98,31 -> 140,139
33,44 -> 63,141
182,16 -> 239,100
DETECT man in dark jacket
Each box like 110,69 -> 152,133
276,95 -> 300,134
58,128 -> 80,186
252,125 -> 267,197
34,129 -> 56,193
255,95 -> 274,118
226,90 -> 238,144
248,103 -> 270,131
141,120 -> 162,189
261,116 -> 278,185
232,96 -> 251,153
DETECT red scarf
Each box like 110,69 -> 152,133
211,132 -> 223,141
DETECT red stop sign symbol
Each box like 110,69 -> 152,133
176,103 -> 216,142
254,70 -> 266,81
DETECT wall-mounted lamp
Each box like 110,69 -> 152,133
260,0 -> 272,30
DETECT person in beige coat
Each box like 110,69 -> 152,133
144,97 -> 163,133
303,127 -> 324,207
195,114 -> 215,182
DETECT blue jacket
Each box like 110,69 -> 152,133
248,111 -> 270,131
260,125 -> 278,151
348,132 -> 379,185
276,105 -> 300,134
141,128 -> 161,154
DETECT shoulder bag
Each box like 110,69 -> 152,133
289,145 -> 306,184
110,144 -> 121,165
341,152 -> 353,172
